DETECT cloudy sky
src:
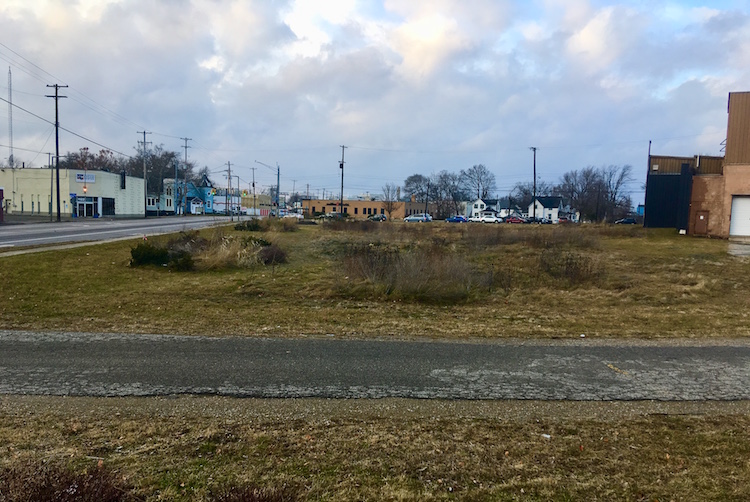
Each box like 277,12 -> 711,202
2,0 -> 749,204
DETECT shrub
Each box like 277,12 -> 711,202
168,250 -> 195,271
130,241 -> 169,267
235,219 -> 264,232
258,244 -> 288,266
0,460 -> 132,502
235,218 -> 299,232
167,230 -> 210,253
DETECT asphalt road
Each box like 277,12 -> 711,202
2,331 -> 749,400
0,215 -> 229,249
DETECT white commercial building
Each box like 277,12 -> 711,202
0,167 -> 145,218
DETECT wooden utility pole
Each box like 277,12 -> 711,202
530,147 -> 537,222
226,161 -> 232,222
339,145 -> 347,216
180,137 -> 191,215
138,131 -> 151,218
46,84 -> 67,221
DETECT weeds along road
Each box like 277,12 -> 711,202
2,331 -> 750,400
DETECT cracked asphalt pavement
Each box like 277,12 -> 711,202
1,330 -> 750,400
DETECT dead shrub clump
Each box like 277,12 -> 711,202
324,219 -> 381,233
257,244 -> 288,266
341,242 -> 474,303
207,483 -> 300,502
234,218 -> 299,233
539,249 -> 604,285
200,236 -> 286,269
0,460 -> 132,502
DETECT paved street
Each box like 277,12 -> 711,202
2,331 -> 749,400
0,215 -> 230,250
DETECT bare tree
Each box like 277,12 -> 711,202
511,180 -> 554,209
461,164 -> 496,200
432,170 -> 468,218
403,174 -> 430,201
602,164 -> 633,221
381,182 -> 402,219
554,165 -> 633,222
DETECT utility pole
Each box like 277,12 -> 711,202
48,152 -> 53,221
180,137 -> 191,216
173,160 -> 179,215
46,84 -> 67,222
250,167 -> 257,218
254,160 -> 279,217
226,161 -> 232,222
339,145 -> 347,217
529,147 -> 537,222
424,180 -> 429,215
138,131 -> 151,218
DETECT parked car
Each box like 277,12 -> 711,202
505,215 -> 525,224
283,212 -> 304,219
530,217 -> 553,224
404,213 -> 432,222
368,214 -> 387,221
615,217 -> 637,225
479,214 -> 502,223
446,215 -> 468,223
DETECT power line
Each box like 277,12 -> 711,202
0,94 -> 132,158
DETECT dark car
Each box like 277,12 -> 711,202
446,215 -> 468,223
615,217 -> 637,225
368,214 -> 387,221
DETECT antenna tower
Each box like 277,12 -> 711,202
7,67 -> 13,167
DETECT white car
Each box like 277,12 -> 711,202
470,214 -> 501,223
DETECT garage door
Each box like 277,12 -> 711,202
729,196 -> 750,237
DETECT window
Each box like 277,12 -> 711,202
167,199 -> 172,208
354,207 -> 359,215
166,187 -> 172,196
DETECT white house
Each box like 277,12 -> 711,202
469,197 -> 520,219
527,196 -> 579,223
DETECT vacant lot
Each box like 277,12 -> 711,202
1,221 -> 749,339
2,396 -> 750,501
1,221 -> 750,500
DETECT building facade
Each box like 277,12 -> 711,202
644,92 -> 750,239
0,167 -> 145,218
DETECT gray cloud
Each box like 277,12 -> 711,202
1,0 -> 747,201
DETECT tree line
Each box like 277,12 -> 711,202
55,146 -> 212,195
383,164 -> 633,222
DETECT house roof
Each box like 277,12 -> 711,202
533,196 -> 564,208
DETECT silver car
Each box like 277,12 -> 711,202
404,213 -> 432,222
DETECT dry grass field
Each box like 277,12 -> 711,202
1,220 -> 750,501
1,221 -> 749,339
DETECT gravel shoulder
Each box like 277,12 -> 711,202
4,395 -> 750,422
